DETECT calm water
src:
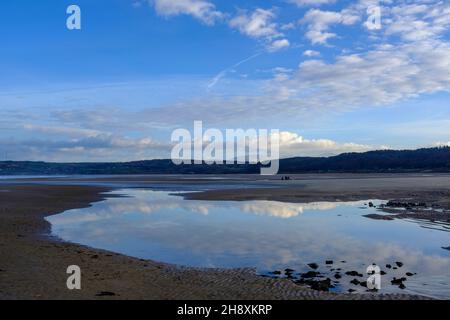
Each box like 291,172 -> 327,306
46,189 -> 450,299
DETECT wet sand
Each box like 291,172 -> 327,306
183,173 -> 450,203
2,174 -> 446,300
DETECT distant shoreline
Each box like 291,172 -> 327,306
1,147 -> 450,175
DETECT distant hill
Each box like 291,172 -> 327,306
1,147 -> 450,175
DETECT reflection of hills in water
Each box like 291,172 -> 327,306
46,189 -> 450,299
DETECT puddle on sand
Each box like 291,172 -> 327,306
46,189 -> 450,299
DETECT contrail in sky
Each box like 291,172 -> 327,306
207,52 -> 262,89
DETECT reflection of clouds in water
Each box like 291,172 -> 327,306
58,211 -> 450,276
50,189 -> 361,224
241,201 -> 339,218
50,192 -> 212,224
48,188 -> 450,298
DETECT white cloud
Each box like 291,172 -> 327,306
229,8 -> 290,52
229,8 -> 281,39
151,0 -> 222,25
275,38 -> 450,111
7,123 -> 375,161
301,8 -> 360,44
274,131 -> 372,157
15,123 -> 171,161
303,49 -> 321,57
144,33 -> 450,128
385,1 -> 450,41
267,38 -> 290,52
289,0 -> 336,6
434,141 -> 450,147
23,124 -> 103,138
149,3 -> 291,52
280,22 -> 296,30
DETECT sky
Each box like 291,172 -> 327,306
0,0 -> 449,161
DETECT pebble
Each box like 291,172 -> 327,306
95,291 -> 116,296
345,271 -> 363,277
307,263 -> 319,270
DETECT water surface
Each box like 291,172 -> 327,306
46,189 -> 450,299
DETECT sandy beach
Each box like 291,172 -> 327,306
2,174 -> 448,300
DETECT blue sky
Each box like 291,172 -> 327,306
0,0 -> 450,161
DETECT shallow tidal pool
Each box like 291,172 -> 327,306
46,189 -> 450,299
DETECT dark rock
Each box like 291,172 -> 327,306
442,246 -> 450,251
363,214 -> 394,220
334,273 -> 342,279
380,270 -> 387,275
91,255 -> 99,259
300,271 -> 320,278
95,291 -> 116,296
369,202 -> 374,207
350,279 -> 360,285
360,281 -> 368,288
307,263 -> 319,270
399,283 -> 406,289
345,271 -> 363,277
386,264 -> 392,269
311,280 -> 332,291
310,278 -> 334,292
395,261 -> 403,268
325,260 -> 333,265
405,272 -> 414,277
284,268 -> 295,273
348,289 -> 356,293
295,277 -> 334,291
270,270 -> 282,275
386,201 -> 426,208
391,277 -> 407,285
